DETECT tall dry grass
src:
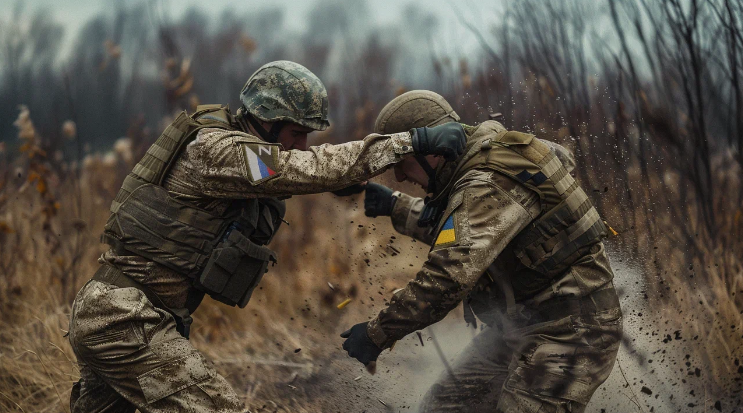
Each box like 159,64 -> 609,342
1,0 -> 742,410
0,107 -> 428,412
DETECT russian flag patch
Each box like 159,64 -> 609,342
242,143 -> 279,183
435,214 -> 456,246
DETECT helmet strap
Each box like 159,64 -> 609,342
414,155 -> 437,194
243,110 -> 284,144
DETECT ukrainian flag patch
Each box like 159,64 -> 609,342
435,214 -> 456,246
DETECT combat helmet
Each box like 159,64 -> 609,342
374,90 -> 461,196
239,61 -> 329,141
374,90 -> 459,134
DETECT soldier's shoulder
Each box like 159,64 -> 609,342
454,168 -> 540,213
189,128 -> 282,184
466,120 -> 507,139
193,127 -> 264,145
538,138 -> 577,172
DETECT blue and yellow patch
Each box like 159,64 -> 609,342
435,215 -> 456,246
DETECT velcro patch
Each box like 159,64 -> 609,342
435,214 -> 456,246
240,143 -> 279,184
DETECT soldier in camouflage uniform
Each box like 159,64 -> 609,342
339,90 -> 623,413
67,63 -> 467,413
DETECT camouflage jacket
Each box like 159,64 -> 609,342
102,127 -> 414,309
366,138 -> 616,349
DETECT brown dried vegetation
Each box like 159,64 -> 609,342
0,0 -> 741,412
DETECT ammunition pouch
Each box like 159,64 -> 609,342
197,228 -> 277,308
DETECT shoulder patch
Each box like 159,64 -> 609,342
240,143 -> 280,184
434,214 -> 457,246
431,190 -> 464,248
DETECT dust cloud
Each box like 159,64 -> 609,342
318,243 -> 715,412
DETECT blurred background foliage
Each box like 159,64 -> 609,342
0,0 -> 742,412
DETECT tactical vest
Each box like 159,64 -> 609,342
102,105 -> 285,308
432,121 -> 607,279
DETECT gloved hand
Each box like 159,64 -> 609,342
340,322 -> 383,366
332,183 -> 366,197
410,122 -> 466,161
364,183 -> 396,217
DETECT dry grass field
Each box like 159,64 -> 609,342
0,107 -> 435,412
1,105 -> 741,413
2,0 -> 743,411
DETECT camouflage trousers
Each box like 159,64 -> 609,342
68,279 -> 245,413
419,306 -> 622,413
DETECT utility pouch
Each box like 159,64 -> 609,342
197,227 -> 277,308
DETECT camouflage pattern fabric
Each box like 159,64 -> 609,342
367,167 -> 622,410
240,61 -> 330,131
367,89 -> 620,409
68,125 -> 414,411
183,128 -> 412,198
418,307 -> 621,413
68,279 -> 244,413
366,168 -> 544,348
102,126 -> 413,310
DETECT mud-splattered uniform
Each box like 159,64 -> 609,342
367,121 -> 622,413
68,118 -> 414,413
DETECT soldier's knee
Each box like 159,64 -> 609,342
137,352 -> 243,412
496,387 -> 585,413
420,378 -> 498,413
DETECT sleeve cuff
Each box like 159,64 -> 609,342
389,132 -> 414,158
367,318 -> 392,349
390,192 -> 414,233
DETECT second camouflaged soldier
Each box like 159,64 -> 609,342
67,64 -> 466,413
340,90 -> 622,413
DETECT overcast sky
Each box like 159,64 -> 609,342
2,0 -> 503,57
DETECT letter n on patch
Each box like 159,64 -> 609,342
241,143 -> 279,184
434,214 -> 457,246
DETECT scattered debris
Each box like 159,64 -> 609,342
416,331 -> 424,347
386,244 -> 400,256
603,220 -> 619,236
337,298 -> 352,309
327,282 -> 335,290
377,398 -> 387,407
353,375 -> 362,381
288,384 -> 297,390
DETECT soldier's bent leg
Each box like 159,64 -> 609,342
70,364 -> 136,413
69,280 -> 244,413
497,306 -> 623,413
419,325 -> 513,413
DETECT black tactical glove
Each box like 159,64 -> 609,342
364,183 -> 396,217
331,183 -> 366,197
340,322 -> 383,366
410,122 -> 467,161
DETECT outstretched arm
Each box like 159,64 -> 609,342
178,122 -> 466,199
182,128 -> 413,198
